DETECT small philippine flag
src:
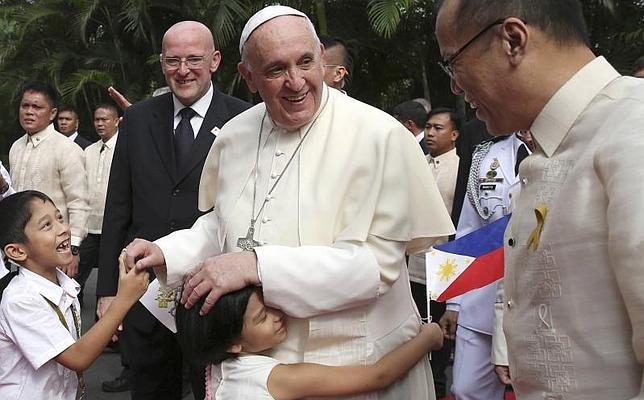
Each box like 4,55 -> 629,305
426,214 -> 510,302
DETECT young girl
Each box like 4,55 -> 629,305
177,286 -> 443,399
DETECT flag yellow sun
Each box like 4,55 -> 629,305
438,259 -> 458,281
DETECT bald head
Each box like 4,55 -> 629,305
160,21 -> 221,106
163,21 -> 215,53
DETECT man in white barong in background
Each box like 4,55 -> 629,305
124,5 -> 454,398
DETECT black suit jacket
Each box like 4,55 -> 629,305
97,88 -> 250,331
74,134 -> 93,150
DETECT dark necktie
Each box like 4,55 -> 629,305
515,144 -> 529,176
174,107 -> 197,168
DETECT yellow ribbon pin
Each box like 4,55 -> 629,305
527,204 -> 548,251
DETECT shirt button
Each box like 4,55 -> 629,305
521,177 -> 528,185
507,300 -> 513,309
275,150 -> 284,156
265,195 -> 273,202
508,238 -> 515,247
261,217 -> 271,223
270,172 -> 279,179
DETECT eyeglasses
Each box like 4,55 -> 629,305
437,18 -> 505,78
160,53 -> 212,70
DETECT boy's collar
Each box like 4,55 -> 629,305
19,267 -> 80,305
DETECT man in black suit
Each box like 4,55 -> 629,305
96,21 -> 250,399
57,105 -> 93,149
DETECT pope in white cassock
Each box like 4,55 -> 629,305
125,5 -> 455,399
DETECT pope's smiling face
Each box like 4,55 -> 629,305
238,16 -> 325,130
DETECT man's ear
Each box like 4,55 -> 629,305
49,107 -> 58,123
227,343 -> 243,354
209,50 -> 222,74
451,129 -> 460,143
334,66 -> 348,83
238,62 -> 258,94
500,17 -> 529,65
402,120 -> 414,131
4,243 -> 27,263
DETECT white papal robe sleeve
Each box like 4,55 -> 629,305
255,237 -> 405,319
154,209 -> 223,288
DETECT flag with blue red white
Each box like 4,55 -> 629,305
426,214 -> 510,302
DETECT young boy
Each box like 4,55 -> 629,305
0,190 -> 149,399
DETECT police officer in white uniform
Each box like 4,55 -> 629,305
441,133 -> 529,400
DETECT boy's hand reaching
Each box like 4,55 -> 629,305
116,250 -> 150,306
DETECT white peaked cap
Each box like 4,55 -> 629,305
239,5 -> 314,54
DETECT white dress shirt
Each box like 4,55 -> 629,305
0,268 -> 81,400
172,83 -> 214,137
9,124 -> 89,246
84,133 -> 118,234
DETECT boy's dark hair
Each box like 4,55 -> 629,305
0,190 -> 53,251
20,81 -> 59,109
0,190 -> 53,301
176,286 -> 255,368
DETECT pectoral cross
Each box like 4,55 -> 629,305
237,223 -> 260,250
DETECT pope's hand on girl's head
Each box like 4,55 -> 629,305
180,251 -> 260,315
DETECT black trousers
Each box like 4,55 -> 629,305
77,233 -> 101,308
411,281 -> 453,396
121,302 -> 205,400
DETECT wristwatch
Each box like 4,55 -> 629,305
71,245 -> 80,256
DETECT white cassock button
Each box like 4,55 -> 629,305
507,299 -> 513,309
270,172 -> 279,179
275,150 -> 284,156
261,217 -> 271,223
265,195 -> 273,201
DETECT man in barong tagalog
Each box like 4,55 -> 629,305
124,5 -> 454,399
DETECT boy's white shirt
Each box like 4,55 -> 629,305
0,267 -> 80,400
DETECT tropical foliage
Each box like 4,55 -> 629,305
0,0 -> 641,157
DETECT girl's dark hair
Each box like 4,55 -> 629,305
0,190 -> 53,250
176,286 -> 255,368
